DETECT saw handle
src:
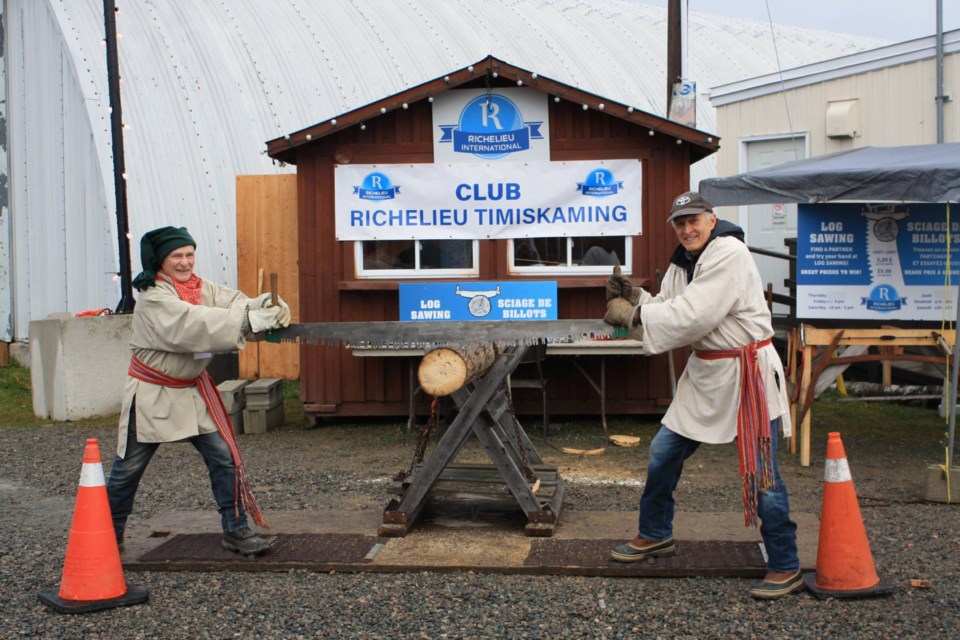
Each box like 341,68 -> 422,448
270,272 -> 279,307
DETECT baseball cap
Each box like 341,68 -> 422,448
667,191 -> 713,222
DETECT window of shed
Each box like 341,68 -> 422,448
356,240 -> 478,277
510,236 -> 630,274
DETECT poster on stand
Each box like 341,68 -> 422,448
797,203 -> 960,321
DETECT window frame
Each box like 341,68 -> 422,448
354,239 -> 481,279
508,236 -> 633,276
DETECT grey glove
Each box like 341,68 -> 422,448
247,306 -> 289,333
604,298 -> 640,327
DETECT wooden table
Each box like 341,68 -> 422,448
794,324 -> 954,466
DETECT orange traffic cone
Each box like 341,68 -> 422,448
803,432 -> 894,598
38,438 -> 148,613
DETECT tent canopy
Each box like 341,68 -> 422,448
699,143 -> 960,205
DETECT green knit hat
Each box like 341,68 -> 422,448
132,226 -> 196,291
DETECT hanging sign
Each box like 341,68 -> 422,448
433,88 -> 550,162
399,281 -> 558,321
334,160 -> 642,241
797,203 -> 959,320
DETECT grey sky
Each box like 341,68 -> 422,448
635,0 -> 959,42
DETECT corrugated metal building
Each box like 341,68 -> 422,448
2,0 -> 883,342
706,29 -> 960,311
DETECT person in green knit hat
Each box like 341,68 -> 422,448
107,226 -> 290,555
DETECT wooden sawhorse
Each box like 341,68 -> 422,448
380,345 -> 565,537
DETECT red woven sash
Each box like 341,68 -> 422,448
694,338 -> 773,527
128,355 -> 268,528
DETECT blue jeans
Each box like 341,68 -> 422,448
106,405 -> 248,542
638,422 -> 799,573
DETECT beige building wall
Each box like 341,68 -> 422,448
711,32 -> 959,221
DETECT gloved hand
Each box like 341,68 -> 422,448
269,297 -> 292,326
247,292 -> 273,309
247,293 -> 292,326
604,268 -> 641,304
247,306 -> 290,333
604,298 -> 639,327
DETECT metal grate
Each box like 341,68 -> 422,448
524,539 -> 767,578
135,533 -> 382,569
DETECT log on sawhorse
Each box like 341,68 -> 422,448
379,345 -> 565,538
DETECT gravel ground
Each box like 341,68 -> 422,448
1,407 -> 958,639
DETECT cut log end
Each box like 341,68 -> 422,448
417,344 -> 498,397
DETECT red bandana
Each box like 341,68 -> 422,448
166,273 -> 203,305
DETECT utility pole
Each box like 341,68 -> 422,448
103,0 -> 135,313
666,0 -> 682,114
935,0 -> 945,144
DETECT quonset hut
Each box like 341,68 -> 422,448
4,0 -> 883,345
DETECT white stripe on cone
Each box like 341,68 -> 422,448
824,457 -> 852,483
79,461 -> 106,487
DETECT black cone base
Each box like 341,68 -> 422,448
38,583 -> 149,614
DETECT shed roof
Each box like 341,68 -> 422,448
266,55 -> 720,164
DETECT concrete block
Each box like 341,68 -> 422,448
921,464 -> 960,503
244,378 -> 283,409
242,404 -> 285,434
228,409 -> 244,434
30,315 -> 133,421
217,379 -> 251,414
10,341 -> 30,368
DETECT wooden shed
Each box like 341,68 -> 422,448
265,56 -> 719,425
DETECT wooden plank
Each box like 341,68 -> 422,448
258,174 -> 300,380
236,176 -> 261,379
236,174 -> 300,381
801,344 -> 813,467
803,326 -> 956,347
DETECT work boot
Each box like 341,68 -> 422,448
610,536 -> 676,562
222,527 -> 271,555
749,571 -> 805,600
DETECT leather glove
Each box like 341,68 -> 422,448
269,297 -> 292,326
247,292 -> 273,309
604,268 -> 641,305
247,306 -> 290,333
247,293 -> 292,326
604,298 -> 640,327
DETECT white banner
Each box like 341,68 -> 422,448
334,160 -> 642,241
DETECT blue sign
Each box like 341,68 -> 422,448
438,93 -> 543,160
353,172 -> 400,201
576,167 -> 624,197
797,202 -> 960,320
400,282 -> 558,321
861,284 -> 907,313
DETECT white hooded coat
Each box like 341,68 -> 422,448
635,235 -> 792,444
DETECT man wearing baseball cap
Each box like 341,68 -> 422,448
603,191 -> 801,599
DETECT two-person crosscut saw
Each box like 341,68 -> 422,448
264,320 -> 619,347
